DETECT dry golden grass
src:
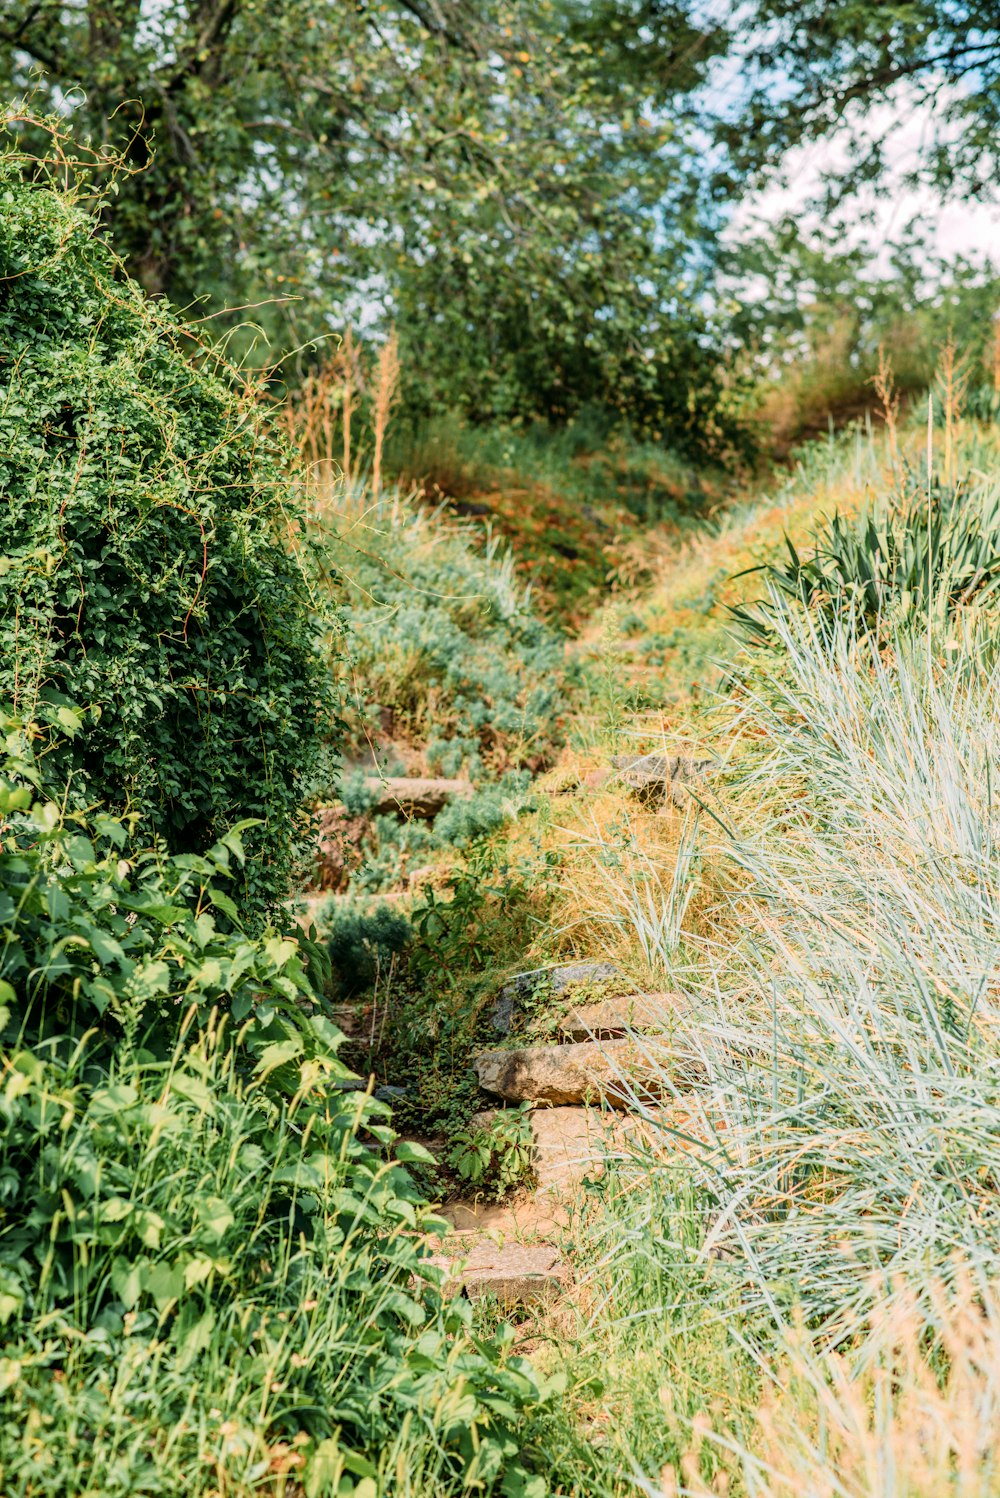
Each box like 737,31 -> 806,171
712,1270 -> 1000,1498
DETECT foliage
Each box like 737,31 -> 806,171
324,903 -> 413,998
448,1104 -> 535,1200
0,730 -> 553,1496
721,0 -> 1000,201
725,219 -> 1000,451
0,714 -> 330,1057
0,1028 -> 556,1497
321,491 -> 568,781
2,4 -> 747,456
341,837 -> 557,1141
731,469 -> 1000,646
0,163 -> 334,913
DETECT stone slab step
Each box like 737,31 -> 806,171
611,752 -> 711,807
466,1106 -> 663,1193
424,1238 -> 567,1305
364,775 -> 473,820
474,1038 -> 667,1107
490,960 -> 622,1034
559,991 -> 681,1042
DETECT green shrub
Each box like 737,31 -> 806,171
0,714 -> 330,1058
0,1027 -> 555,1497
732,470 -> 1000,647
325,904 -> 413,997
0,726 -> 551,1496
0,162 -> 334,912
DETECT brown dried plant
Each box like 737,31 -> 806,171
936,335 -> 971,486
371,328 -> 401,497
871,345 -> 901,472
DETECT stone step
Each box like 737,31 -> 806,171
474,1038 -> 669,1108
490,959 -> 622,1034
424,1237 -> 567,1306
611,751 -> 711,807
558,991 -> 681,1042
465,1105 -> 661,1193
364,775 -> 473,820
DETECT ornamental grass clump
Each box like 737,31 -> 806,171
732,468 -> 1000,648
605,591 -> 1000,1355
0,153 -> 334,914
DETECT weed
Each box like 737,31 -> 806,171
449,1104 -> 536,1200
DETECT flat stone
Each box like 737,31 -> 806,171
424,1238 -> 567,1305
364,775 -> 473,820
461,1107 -> 613,1190
490,960 -> 622,1034
474,1038 -> 664,1108
530,1107 -> 615,1190
559,991 -> 682,1041
329,1003 -> 370,1040
610,752 -> 711,806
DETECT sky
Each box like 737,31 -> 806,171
729,94 -> 1000,271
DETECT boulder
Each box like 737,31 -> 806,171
474,1038 -> 663,1108
364,775 -> 473,820
530,1106 -> 615,1190
559,991 -> 681,1041
490,959 -> 621,1034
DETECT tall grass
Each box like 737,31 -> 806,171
547,557 -> 1000,1490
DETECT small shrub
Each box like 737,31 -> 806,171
449,1104 -> 536,1200
325,903 -> 413,997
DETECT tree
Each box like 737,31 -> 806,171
1,2 -> 742,452
720,1 -> 1000,202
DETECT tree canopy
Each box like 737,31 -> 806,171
721,0 -> 1000,202
2,1 -> 744,451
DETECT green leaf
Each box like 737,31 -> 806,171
195,1194 -> 235,1243
394,1140 -> 436,1165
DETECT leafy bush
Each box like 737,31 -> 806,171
732,470 -> 1000,646
0,161 -> 333,912
0,1029 -> 555,1497
0,727 -> 551,1496
0,714 -> 330,1057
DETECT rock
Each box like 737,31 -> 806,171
490,960 -> 622,1034
374,1085 -> 408,1104
424,1238 -> 567,1305
582,767 -> 611,791
611,752 -> 711,807
530,1106 -> 615,1190
329,1003 -> 371,1041
474,1038 -> 665,1108
364,775 -> 473,820
559,991 -> 681,1042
